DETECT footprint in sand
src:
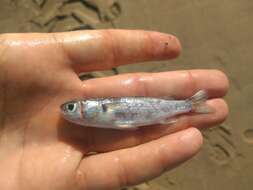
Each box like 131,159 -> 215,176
30,0 -> 121,32
204,124 -> 237,165
243,129 -> 253,143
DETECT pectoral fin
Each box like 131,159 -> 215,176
102,103 -> 120,112
159,117 -> 178,125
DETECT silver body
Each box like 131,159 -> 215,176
61,97 -> 192,129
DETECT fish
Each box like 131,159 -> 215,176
60,90 -> 213,130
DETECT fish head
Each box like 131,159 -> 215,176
60,100 -> 83,123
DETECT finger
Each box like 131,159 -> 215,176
63,69 -> 228,152
81,69 -> 229,99
75,128 -> 203,190
53,29 -> 181,72
64,98 -> 227,152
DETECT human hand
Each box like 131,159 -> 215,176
0,30 -> 228,190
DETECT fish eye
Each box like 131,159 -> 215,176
67,103 -> 76,112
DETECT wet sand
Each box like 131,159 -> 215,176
0,0 -> 253,189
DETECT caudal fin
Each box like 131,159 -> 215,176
188,90 -> 214,114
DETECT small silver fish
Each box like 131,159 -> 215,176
60,90 -> 212,130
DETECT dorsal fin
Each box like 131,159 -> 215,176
160,96 -> 175,100
187,90 -> 214,114
187,90 -> 208,104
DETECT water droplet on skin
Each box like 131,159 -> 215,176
121,78 -> 134,86
159,143 -> 167,150
61,146 -> 72,164
114,157 -> 120,163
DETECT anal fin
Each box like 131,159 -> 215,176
113,123 -> 138,130
159,117 -> 178,125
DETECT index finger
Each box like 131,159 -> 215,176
54,29 -> 181,72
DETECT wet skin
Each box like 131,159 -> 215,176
0,30 -> 229,190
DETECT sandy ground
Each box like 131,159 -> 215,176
0,0 -> 253,189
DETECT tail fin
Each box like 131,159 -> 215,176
188,90 -> 214,114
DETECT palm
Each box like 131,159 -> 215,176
0,35 -> 85,189
0,30 -> 228,190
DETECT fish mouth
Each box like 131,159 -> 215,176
60,102 -> 69,113
60,103 -> 66,111
60,105 -> 68,117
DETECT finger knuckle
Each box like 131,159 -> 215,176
101,30 -> 121,67
156,144 -> 172,173
181,70 -> 197,96
75,168 -> 88,190
115,154 -> 131,188
129,73 -> 150,96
